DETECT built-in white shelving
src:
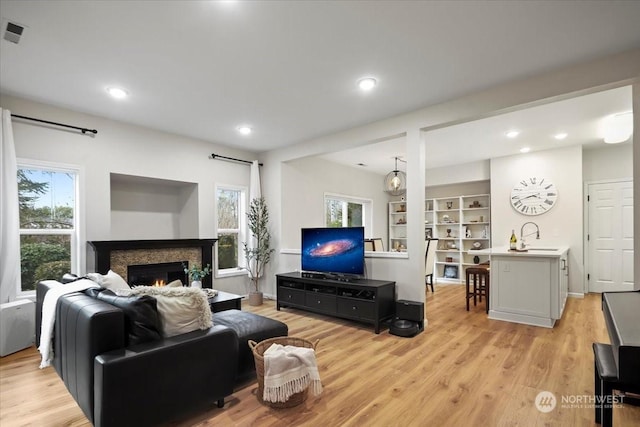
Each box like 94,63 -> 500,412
425,194 -> 491,283
388,201 -> 408,252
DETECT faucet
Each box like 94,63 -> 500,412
520,222 -> 540,249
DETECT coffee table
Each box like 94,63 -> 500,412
208,291 -> 242,312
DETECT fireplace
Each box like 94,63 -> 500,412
128,261 -> 187,287
88,239 -> 217,289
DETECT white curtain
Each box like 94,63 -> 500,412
249,159 -> 261,201
0,109 -> 20,303
248,160 -> 261,278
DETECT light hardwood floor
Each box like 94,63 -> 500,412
1,285 -> 639,426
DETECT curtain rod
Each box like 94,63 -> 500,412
11,114 -> 98,135
209,153 -> 263,166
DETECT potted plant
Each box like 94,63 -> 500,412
243,197 -> 275,306
183,263 -> 211,288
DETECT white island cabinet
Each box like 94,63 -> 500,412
475,246 -> 569,328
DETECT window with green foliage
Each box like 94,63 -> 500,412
324,193 -> 372,235
216,186 -> 246,274
18,166 -> 78,292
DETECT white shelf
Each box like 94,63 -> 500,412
425,194 -> 491,283
388,201 -> 409,251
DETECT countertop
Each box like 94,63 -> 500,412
472,246 -> 569,258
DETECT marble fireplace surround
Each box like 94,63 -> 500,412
88,239 -> 218,289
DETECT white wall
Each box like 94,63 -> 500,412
1,94 -> 255,294
280,156 -> 390,249
426,160 -> 490,187
490,146 -> 584,294
583,144 -> 633,182
426,180 -> 490,200
262,48 -> 640,312
633,82 -> 639,291
4,49 -> 639,302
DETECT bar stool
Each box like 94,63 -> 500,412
466,267 -> 490,313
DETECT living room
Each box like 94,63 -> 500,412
1,1 -> 640,426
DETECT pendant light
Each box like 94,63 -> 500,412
384,157 -> 407,196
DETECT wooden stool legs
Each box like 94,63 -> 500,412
466,268 -> 489,313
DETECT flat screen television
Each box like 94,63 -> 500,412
301,227 -> 365,277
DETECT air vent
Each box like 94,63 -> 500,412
4,21 -> 24,44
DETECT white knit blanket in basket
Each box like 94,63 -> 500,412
263,343 -> 323,403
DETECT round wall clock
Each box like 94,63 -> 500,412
510,177 -> 558,216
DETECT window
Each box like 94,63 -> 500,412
324,193 -> 372,235
216,186 -> 247,275
18,164 -> 79,293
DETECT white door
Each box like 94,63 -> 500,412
587,180 -> 634,292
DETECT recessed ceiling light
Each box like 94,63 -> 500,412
236,125 -> 252,135
505,130 -> 520,139
106,87 -> 128,99
358,77 -> 377,91
554,132 -> 568,140
520,147 -> 530,153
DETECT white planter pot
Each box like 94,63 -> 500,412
191,280 -> 202,289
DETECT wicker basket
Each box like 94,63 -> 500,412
248,336 -> 320,408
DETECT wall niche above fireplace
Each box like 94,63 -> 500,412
110,173 -> 199,240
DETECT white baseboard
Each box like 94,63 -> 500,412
488,310 -> 555,328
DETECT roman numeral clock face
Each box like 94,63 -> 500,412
510,177 -> 558,216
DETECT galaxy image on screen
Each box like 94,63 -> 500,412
301,227 -> 365,276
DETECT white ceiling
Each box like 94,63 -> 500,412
1,1 -> 639,153
319,85 -> 633,175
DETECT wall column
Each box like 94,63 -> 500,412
406,128 -> 426,304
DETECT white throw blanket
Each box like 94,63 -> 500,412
263,343 -> 322,403
38,279 -> 99,368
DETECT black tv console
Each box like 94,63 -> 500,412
276,272 -> 396,334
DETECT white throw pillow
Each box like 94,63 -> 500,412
127,287 -> 212,337
166,279 -> 183,288
87,270 -> 131,291
103,270 -> 131,290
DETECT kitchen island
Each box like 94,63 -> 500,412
474,246 -> 569,328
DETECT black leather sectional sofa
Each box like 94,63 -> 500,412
36,280 -> 287,427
